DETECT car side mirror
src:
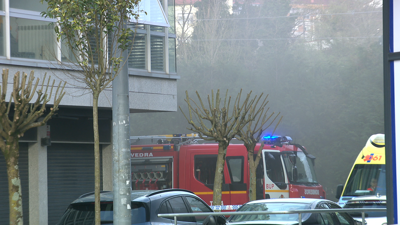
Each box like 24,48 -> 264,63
336,184 -> 344,199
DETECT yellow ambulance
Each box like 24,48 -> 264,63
336,134 -> 385,207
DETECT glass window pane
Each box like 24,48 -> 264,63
129,34 -> 146,69
61,36 -> 78,63
185,196 -> 212,223
150,25 -> 164,32
169,197 -> 195,222
128,23 -> 145,31
135,0 -> 169,27
0,0 -> 3,11
10,0 -> 48,12
227,157 -> 243,183
265,152 -> 285,184
169,38 -> 176,73
151,35 -> 164,71
194,155 -> 225,185
10,18 -> 56,60
168,0 -> 175,34
343,164 -> 386,196
0,16 -> 4,56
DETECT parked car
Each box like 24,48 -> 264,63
56,189 -> 226,225
343,195 -> 387,225
227,198 -> 362,225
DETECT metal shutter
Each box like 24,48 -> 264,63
151,35 -> 164,71
47,143 -> 102,225
129,34 -> 146,69
0,143 -> 29,225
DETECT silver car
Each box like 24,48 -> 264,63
343,195 -> 386,225
227,198 -> 361,225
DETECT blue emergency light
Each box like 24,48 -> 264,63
262,135 -> 293,145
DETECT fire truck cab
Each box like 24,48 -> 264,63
130,135 -> 325,207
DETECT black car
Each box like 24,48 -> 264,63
56,189 -> 223,225
227,198 -> 362,225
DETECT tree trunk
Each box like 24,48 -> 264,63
212,143 -> 227,209
93,93 -> 101,225
248,150 -> 257,201
4,138 -> 23,225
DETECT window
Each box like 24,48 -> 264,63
282,151 -> 318,183
128,34 -> 146,69
343,164 -> 386,196
264,152 -> 285,184
60,35 -> 78,63
230,202 -> 309,222
151,35 -> 164,71
227,156 -> 243,183
0,16 -> 4,56
159,200 -> 173,214
169,37 -> 176,73
194,155 -> 225,185
318,203 -> 336,225
168,197 -> 194,222
2,0 -> 177,76
329,203 -> 353,225
185,196 -> 212,223
168,0 -> 175,33
10,0 -> 47,12
57,202 -> 148,224
10,17 -> 56,60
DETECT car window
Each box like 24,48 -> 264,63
185,196 -> 213,223
229,202 -> 308,222
159,200 -> 173,214
329,203 -> 353,225
185,197 -> 212,212
317,203 -> 336,225
169,197 -> 195,222
57,202 -> 148,225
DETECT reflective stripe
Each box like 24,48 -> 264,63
131,146 -> 173,151
265,190 -> 290,193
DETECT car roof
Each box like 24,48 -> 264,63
346,195 -> 386,202
71,189 -> 195,204
244,198 -> 326,205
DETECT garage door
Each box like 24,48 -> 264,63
0,143 -> 29,225
47,143 -> 102,224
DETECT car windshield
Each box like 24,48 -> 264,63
343,164 -> 386,196
229,202 -> 310,222
282,151 -> 318,183
56,201 -> 148,225
344,201 -> 386,218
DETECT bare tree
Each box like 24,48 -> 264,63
41,1 -> 141,223
236,95 -> 283,201
184,0 -> 239,66
180,89 -> 267,207
176,0 -> 197,59
0,68 -> 65,225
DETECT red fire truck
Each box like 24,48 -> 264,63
130,134 -> 326,209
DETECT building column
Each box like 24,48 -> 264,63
28,125 -> 48,225
102,144 -> 113,191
